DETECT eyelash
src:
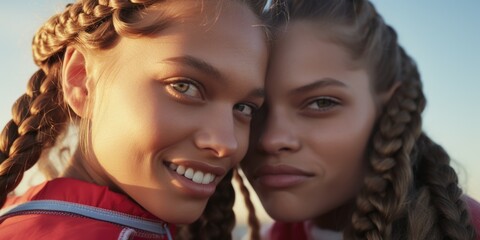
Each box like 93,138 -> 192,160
304,96 -> 340,112
165,78 -> 258,119
166,78 -> 204,101
233,103 -> 258,119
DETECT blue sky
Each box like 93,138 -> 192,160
0,1 -> 479,201
369,1 -> 480,199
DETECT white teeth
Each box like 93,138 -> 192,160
202,173 -> 212,184
192,171 -> 204,183
184,168 -> 194,179
169,163 -> 178,170
176,165 -> 186,175
168,163 -> 216,185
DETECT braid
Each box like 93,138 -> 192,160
351,45 -> 477,240
176,170 -> 236,240
204,170 -> 236,239
349,46 -> 425,239
34,0 -> 268,69
264,0 -> 478,239
0,64 -> 68,207
3,1 -> 271,238
234,168 -> 261,240
33,0 -> 168,69
411,134 -> 477,239
34,1 -> 112,67
0,0 -> 164,206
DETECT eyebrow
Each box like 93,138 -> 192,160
289,78 -> 347,96
162,55 -> 225,82
162,55 -> 265,100
248,88 -> 266,99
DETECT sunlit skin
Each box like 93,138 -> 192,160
61,1 -> 267,224
242,21 -> 382,229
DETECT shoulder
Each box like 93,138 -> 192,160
464,196 -> 480,234
1,178 -> 171,240
0,213 -> 124,240
6,178 -> 157,219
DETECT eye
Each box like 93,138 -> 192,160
233,103 -> 256,117
305,97 -> 340,112
167,79 -> 202,99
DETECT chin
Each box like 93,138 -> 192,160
160,201 -> 208,224
267,209 -> 309,223
261,195 -> 318,223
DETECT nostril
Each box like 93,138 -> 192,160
279,147 -> 291,152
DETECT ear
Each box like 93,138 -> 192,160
63,46 -> 90,118
378,81 -> 401,105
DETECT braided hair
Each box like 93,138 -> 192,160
242,0 -> 477,239
0,1 -> 268,239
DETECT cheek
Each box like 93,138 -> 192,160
309,108 -> 376,183
90,89 -> 189,163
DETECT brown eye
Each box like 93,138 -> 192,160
172,82 -> 190,93
169,81 -> 201,98
306,97 -> 339,112
234,103 -> 255,117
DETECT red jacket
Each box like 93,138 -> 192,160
268,196 -> 480,240
0,178 -> 175,240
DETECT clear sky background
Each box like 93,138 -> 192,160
0,1 -> 479,229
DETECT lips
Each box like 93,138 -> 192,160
254,164 -> 314,189
256,164 -> 313,176
163,159 -> 227,197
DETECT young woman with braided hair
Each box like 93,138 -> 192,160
239,0 -> 480,239
0,0 -> 270,239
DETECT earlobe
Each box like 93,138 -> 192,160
63,46 -> 89,118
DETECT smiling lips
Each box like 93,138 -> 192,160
168,163 -> 217,185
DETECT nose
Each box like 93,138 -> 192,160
257,110 -> 300,155
194,111 -> 239,158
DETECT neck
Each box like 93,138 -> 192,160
61,150 -> 118,192
313,200 -> 355,231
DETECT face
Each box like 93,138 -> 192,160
241,21 -> 378,224
83,1 -> 267,224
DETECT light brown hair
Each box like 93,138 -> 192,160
241,0 -> 477,239
0,1 -> 268,239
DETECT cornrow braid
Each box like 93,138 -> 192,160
32,0 -> 162,69
234,168 -> 261,240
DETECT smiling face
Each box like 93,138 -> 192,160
73,0 -> 267,224
241,21 -> 378,225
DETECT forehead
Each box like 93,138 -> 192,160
268,21 -> 363,87
94,0 -> 267,90
278,21 -> 355,69
166,1 -> 265,52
